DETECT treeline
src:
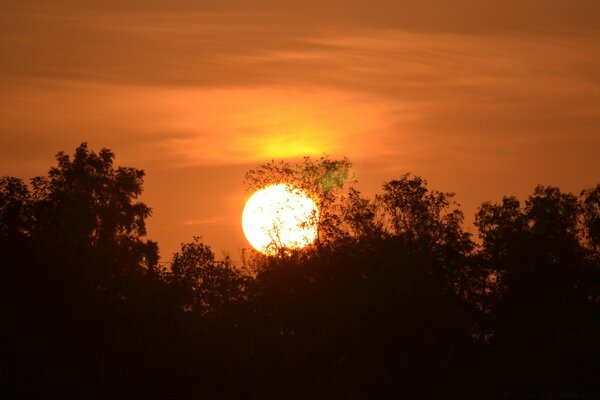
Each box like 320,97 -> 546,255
1,144 -> 599,399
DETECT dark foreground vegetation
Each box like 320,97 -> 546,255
2,144 -> 599,399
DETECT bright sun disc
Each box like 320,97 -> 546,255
242,183 -> 319,255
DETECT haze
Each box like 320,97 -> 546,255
2,0 -> 599,260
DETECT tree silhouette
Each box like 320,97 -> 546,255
1,143 -> 163,398
475,185 -> 600,390
379,174 -> 476,292
30,143 -> 157,267
581,184 -> 600,250
2,144 -> 599,398
339,187 -> 384,241
169,236 -> 249,315
0,177 -> 30,241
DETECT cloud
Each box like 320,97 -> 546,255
182,217 -> 224,226
1,6 -> 599,179
2,19 -> 598,173
2,0 -> 599,256
3,1 -> 599,88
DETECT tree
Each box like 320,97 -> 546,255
339,187 -> 384,242
378,174 -> 476,296
581,184 -> 600,250
28,143 -> 158,272
0,177 -> 31,241
1,144 -> 166,398
244,156 -> 354,253
379,174 -> 470,248
475,185 -> 600,389
170,237 -> 249,315
476,185 -> 587,298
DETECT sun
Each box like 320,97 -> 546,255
242,183 -> 319,255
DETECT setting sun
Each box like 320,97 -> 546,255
3,0 -> 599,396
242,183 -> 319,255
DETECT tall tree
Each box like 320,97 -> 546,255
170,237 -> 249,315
29,143 -> 159,272
378,174 -> 476,295
475,185 -> 600,389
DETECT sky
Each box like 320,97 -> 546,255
1,0 -> 599,262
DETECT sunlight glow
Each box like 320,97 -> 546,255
242,184 -> 319,255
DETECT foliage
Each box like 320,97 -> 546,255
31,144 -> 153,253
475,185 -> 600,388
581,184 -> 600,249
245,156 -> 354,250
2,145 -> 599,398
379,174 -> 477,293
169,236 -> 249,315
0,177 -> 30,240
339,187 -> 385,241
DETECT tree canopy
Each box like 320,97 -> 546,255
1,144 -> 598,399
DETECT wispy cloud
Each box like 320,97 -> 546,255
2,20 -> 598,170
182,216 -> 225,226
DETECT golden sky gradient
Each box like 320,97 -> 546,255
2,0 -> 599,260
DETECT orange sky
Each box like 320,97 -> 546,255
2,0 -> 599,262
